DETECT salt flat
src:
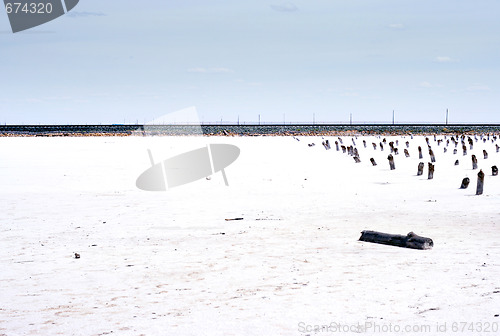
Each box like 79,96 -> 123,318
0,134 -> 499,335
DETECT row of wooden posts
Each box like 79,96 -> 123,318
324,135 -> 498,196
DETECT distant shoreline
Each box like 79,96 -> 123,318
1,124 -> 500,137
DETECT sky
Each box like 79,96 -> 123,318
0,0 -> 499,124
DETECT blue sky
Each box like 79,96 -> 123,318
0,0 -> 499,124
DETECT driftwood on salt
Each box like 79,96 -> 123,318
370,158 -> 377,166
387,154 -> 395,170
359,230 -> 433,250
428,162 -> 435,179
492,166 -> 498,176
476,170 -> 484,195
429,149 -> 436,162
353,156 -> 361,163
417,162 -> 424,176
460,177 -> 470,189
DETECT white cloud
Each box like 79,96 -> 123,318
187,67 -> 234,73
419,81 -> 443,88
388,23 -> 405,30
466,84 -> 491,92
270,2 -> 298,12
435,56 -> 455,63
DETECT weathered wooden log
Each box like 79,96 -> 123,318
418,146 -> 423,159
460,177 -> 470,189
352,138 -> 356,146
476,170 -> 484,195
455,159 -> 459,166
388,154 -> 395,170
370,158 -> 377,166
429,149 -> 436,162
417,162 -> 424,176
404,149 -> 410,157
359,230 -> 433,250
308,143 -> 315,147
472,155 -> 478,170
353,156 -> 361,163
428,162 -> 434,179
483,150 -> 488,159
335,141 -> 339,151
492,166 -> 498,176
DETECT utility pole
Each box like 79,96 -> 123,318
313,113 -> 315,125
258,114 -> 261,125
446,109 -> 449,125
392,110 -> 395,125
350,113 -> 352,125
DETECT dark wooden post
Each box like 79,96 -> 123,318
417,162 -> 424,176
359,230 -> 433,250
496,144 -> 499,153
444,147 -> 447,153
353,148 -> 359,157
476,170 -> 484,195
372,142 -> 377,150
341,145 -> 346,153
418,146 -> 423,159
453,149 -> 457,154
353,156 -> 361,163
483,150 -> 488,159
388,154 -> 395,170
463,144 -> 467,156
455,159 -> 459,166
429,149 -> 436,162
335,141 -> 339,151
338,137 -> 343,144
428,163 -> 434,179
370,158 -> 377,166
492,166 -> 498,176
404,149 -> 410,157
406,141 -> 410,148
380,143 -> 384,151
389,142 -> 394,153
468,137 -> 473,150
394,148 -> 399,155
352,138 -> 356,146
363,140 -> 367,148
460,177 -> 470,189
472,155 -> 478,170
